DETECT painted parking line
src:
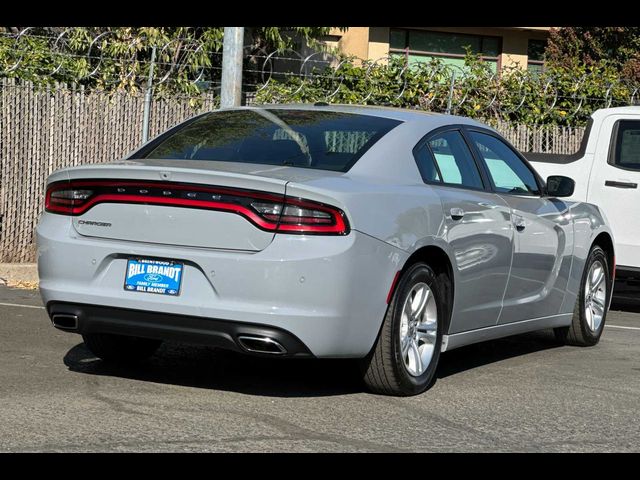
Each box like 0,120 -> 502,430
0,302 -> 45,310
606,324 -> 640,331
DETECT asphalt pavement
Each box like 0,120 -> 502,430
0,285 -> 638,452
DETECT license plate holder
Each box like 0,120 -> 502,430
124,258 -> 183,296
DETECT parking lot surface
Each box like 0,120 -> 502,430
0,285 -> 638,452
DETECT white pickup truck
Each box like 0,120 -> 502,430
527,106 -> 640,279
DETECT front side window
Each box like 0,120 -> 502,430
426,130 -> 484,189
133,110 -> 402,173
469,131 -> 540,196
611,120 -> 640,170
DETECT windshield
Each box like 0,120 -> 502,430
132,109 -> 402,172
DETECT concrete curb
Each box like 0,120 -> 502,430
0,263 -> 39,285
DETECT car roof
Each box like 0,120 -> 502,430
218,103 -> 492,130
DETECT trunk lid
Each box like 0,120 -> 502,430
63,162 -> 295,252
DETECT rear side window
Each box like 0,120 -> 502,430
426,130 -> 484,189
133,110 -> 402,172
414,144 -> 441,182
611,120 -> 640,170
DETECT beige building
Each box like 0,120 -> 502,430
324,27 -> 551,72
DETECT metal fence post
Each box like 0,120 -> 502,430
445,70 -> 455,115
220,27 -> 245,108
142,46 -> 156,143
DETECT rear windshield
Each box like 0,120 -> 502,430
132,109 -> 402,172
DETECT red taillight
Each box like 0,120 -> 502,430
45,180 -> 349,235
45,187 -> 94,213
251,198 -> 347,234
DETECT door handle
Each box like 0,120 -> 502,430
605,180 -> 637,189
514,216 -> 526,231
450,208 -> 465,220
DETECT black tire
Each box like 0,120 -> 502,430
554,245 -> 611,346
82,333 -> 162,363
361,262 -> 446,396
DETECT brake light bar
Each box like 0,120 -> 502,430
45,180 -> 349,235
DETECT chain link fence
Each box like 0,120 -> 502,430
0,78 -> 219,262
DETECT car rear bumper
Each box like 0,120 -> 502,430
47,301 -> 313,356
37,212 -> 408,358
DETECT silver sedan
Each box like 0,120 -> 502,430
37,105 -> 614,396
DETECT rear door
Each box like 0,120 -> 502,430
465,128 -> 573,324
415,128 -> 514,333
586,115 -> 640,269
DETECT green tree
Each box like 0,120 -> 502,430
0,27 -> 341,95
546,27 -> 640,82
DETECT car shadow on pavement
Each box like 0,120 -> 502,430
436,329 -> 562,379
63,341 -> 365,397
63,329 -> 565,397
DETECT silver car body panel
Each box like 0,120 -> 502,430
37,104 -> 614,357
38,212 -> 408,358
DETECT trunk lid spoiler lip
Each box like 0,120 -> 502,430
54,164 -> 289,197
54,161 -> 345,188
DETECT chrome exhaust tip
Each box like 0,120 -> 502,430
51,313 -> 79,331
237,335 -> 287,355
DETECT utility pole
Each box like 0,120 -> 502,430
220,27 -> 244,108
142,46 -> 157,143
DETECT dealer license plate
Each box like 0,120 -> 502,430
124,258 -> 183,296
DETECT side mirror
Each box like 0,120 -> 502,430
546,175 -> 575,197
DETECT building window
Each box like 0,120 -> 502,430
389,28 -> 501,73
527,39 -> 547,74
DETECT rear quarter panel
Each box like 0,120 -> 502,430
285,177 -> 445,253
285,118 -> 473,256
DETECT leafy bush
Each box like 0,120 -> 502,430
0,27 -> 335,98
254,53 -> 637,126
